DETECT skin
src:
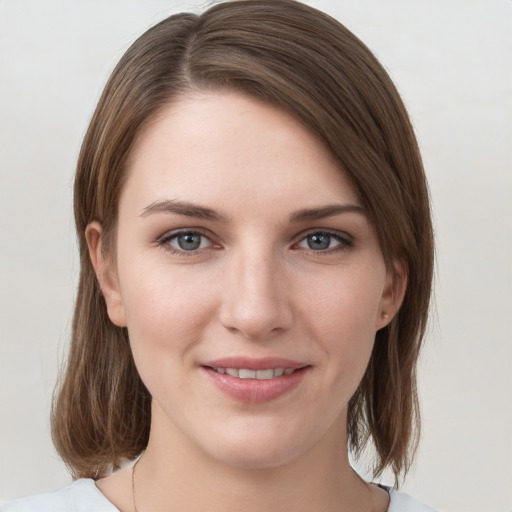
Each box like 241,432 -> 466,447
87,90 -> 405,512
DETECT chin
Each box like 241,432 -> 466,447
202,419 -> 318,470
212,441 -> 303,470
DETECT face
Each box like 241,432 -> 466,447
89,90 -> 399,470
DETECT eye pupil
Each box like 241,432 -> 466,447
177,233 -> 202,250
308,234 -> 330,250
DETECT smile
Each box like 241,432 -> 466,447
211,367 -> 296,379
203,362 -> 310,403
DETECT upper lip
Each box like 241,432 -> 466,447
201,357 -> 308,371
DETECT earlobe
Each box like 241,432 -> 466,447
376,261 -> 408,330
85,222 -> 127,327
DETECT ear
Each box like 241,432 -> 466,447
85,222 -> 127,327
375,260 -> 408,330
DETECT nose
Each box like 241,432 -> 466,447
219,249 -> 293,340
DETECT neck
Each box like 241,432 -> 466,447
134,407 -> 373,512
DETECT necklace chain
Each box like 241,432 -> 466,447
131,456 -> 141,512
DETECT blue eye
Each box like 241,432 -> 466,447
162,231 -> 213,253
297,232 -> 351,251
175,233 -> 203,250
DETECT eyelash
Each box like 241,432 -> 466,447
157,229 -> 353,257
296,230 -> 353,254
157,229 -> 217,257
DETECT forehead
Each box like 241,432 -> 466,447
121,90 -> 360,217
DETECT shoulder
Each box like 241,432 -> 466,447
388,488 -> 439,512
0,479 -> 119,512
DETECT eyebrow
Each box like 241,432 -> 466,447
140,199 -> 365,223
140,199 -> 230,222
289,204 -> 366,222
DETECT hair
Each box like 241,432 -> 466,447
52,0 -> 434,486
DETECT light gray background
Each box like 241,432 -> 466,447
1,1 -> 511,510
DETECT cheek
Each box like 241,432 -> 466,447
301,267 -> 384,341
297,268 -> 384,383
116,255 -> 219,360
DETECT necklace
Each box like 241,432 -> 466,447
131,456 -> 141,512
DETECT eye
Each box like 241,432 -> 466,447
159,230 -> 215,254
296,231 -> 352,252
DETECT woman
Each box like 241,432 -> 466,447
2,1 -> 436,510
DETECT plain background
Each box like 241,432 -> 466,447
0,1 -> 511,510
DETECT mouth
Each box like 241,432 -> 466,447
201,358 -> 310,403
209,367 -> 297,379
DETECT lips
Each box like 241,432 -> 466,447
201,357 -> 310,403
212,367 -> 296,379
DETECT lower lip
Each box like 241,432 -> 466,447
202,366 -> 310,404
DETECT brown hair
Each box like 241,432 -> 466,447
52,0 -> 434,485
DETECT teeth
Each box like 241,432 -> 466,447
239,369 -> 256,379
213,367 -> 296,379
256,369 -> 274,379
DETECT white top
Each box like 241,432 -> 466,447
0,478 -> 439,511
